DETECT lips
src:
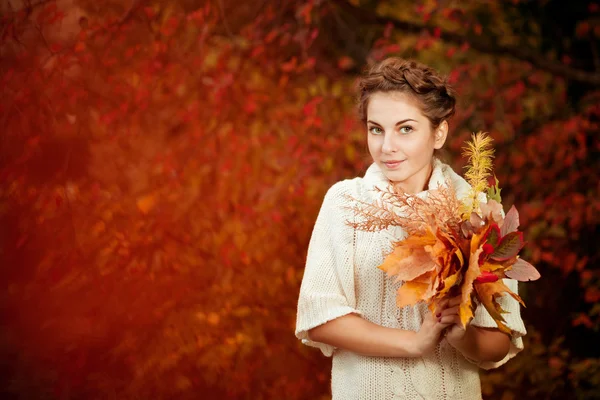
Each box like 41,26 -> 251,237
383,160 -> 405,169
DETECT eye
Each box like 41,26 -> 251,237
399,126 -> 413,134
369,126 -> 384,135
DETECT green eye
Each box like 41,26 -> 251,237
369,126 -> 383,135
400,126 -> 413,134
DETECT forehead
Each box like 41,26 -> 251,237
366,92 -> 424,121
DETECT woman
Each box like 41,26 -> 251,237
295,58 -> 526,399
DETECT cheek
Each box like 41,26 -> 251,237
407,135 -> 434,156
367,135 -> 380,156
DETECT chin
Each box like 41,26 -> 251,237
383,171 -> 408,183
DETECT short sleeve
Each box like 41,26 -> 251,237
295,181 -> 361,357
469,278 -> 527,369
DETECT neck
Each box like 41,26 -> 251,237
392,160 -> 435,194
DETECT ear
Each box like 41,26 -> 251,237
433,120 -> 448,149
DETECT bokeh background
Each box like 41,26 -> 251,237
1,0 -> 599,399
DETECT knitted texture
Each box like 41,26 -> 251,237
295,159 -> 527,400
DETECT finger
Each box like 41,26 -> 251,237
439,315 -> 462,325
433,299 -> 450,317
448,296 -> 462,307
440,305 -> 459,317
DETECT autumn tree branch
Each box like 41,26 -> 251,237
331,0 -> 600,86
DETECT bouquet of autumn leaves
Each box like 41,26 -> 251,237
349,133 -> 540,334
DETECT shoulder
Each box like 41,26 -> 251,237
437,161 -> 471,200
438,161 -> 488,205
316,176 -> 372,227
323,176 -> 368,205
326,163 -> 384,201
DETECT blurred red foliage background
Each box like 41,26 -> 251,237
1,0 -> 599,399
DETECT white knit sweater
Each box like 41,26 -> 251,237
295,159 -> 527,400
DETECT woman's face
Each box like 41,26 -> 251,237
366,91 -> 447,194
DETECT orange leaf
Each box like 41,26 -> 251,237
396,272 -> 435,307
459,247 -> 483,327
474,279 -> 525,334
379,231 -> 437,281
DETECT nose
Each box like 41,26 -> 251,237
381,132 -> 399,154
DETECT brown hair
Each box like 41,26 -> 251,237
357,58 -> 456,129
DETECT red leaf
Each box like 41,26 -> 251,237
490,231 -> 524,261
482,244 -> 494,255
474,271 -> 499,283
483,223 -> 501,247
501,205 -> 520,236
505,258 -> 540,281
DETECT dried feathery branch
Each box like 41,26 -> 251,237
461,132 -> 495,217
343,195 -> 402,231
346,180 -> 462,236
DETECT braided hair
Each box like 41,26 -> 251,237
357,58 -> 456,129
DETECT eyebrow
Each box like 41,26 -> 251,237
367,119 -> 417,126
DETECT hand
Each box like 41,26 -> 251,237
438,295 -> 468,347
414,298 -> 453,356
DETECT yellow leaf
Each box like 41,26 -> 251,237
454,249 -> 464,266
480,262 -> 504,272
438,272 -> 459,297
